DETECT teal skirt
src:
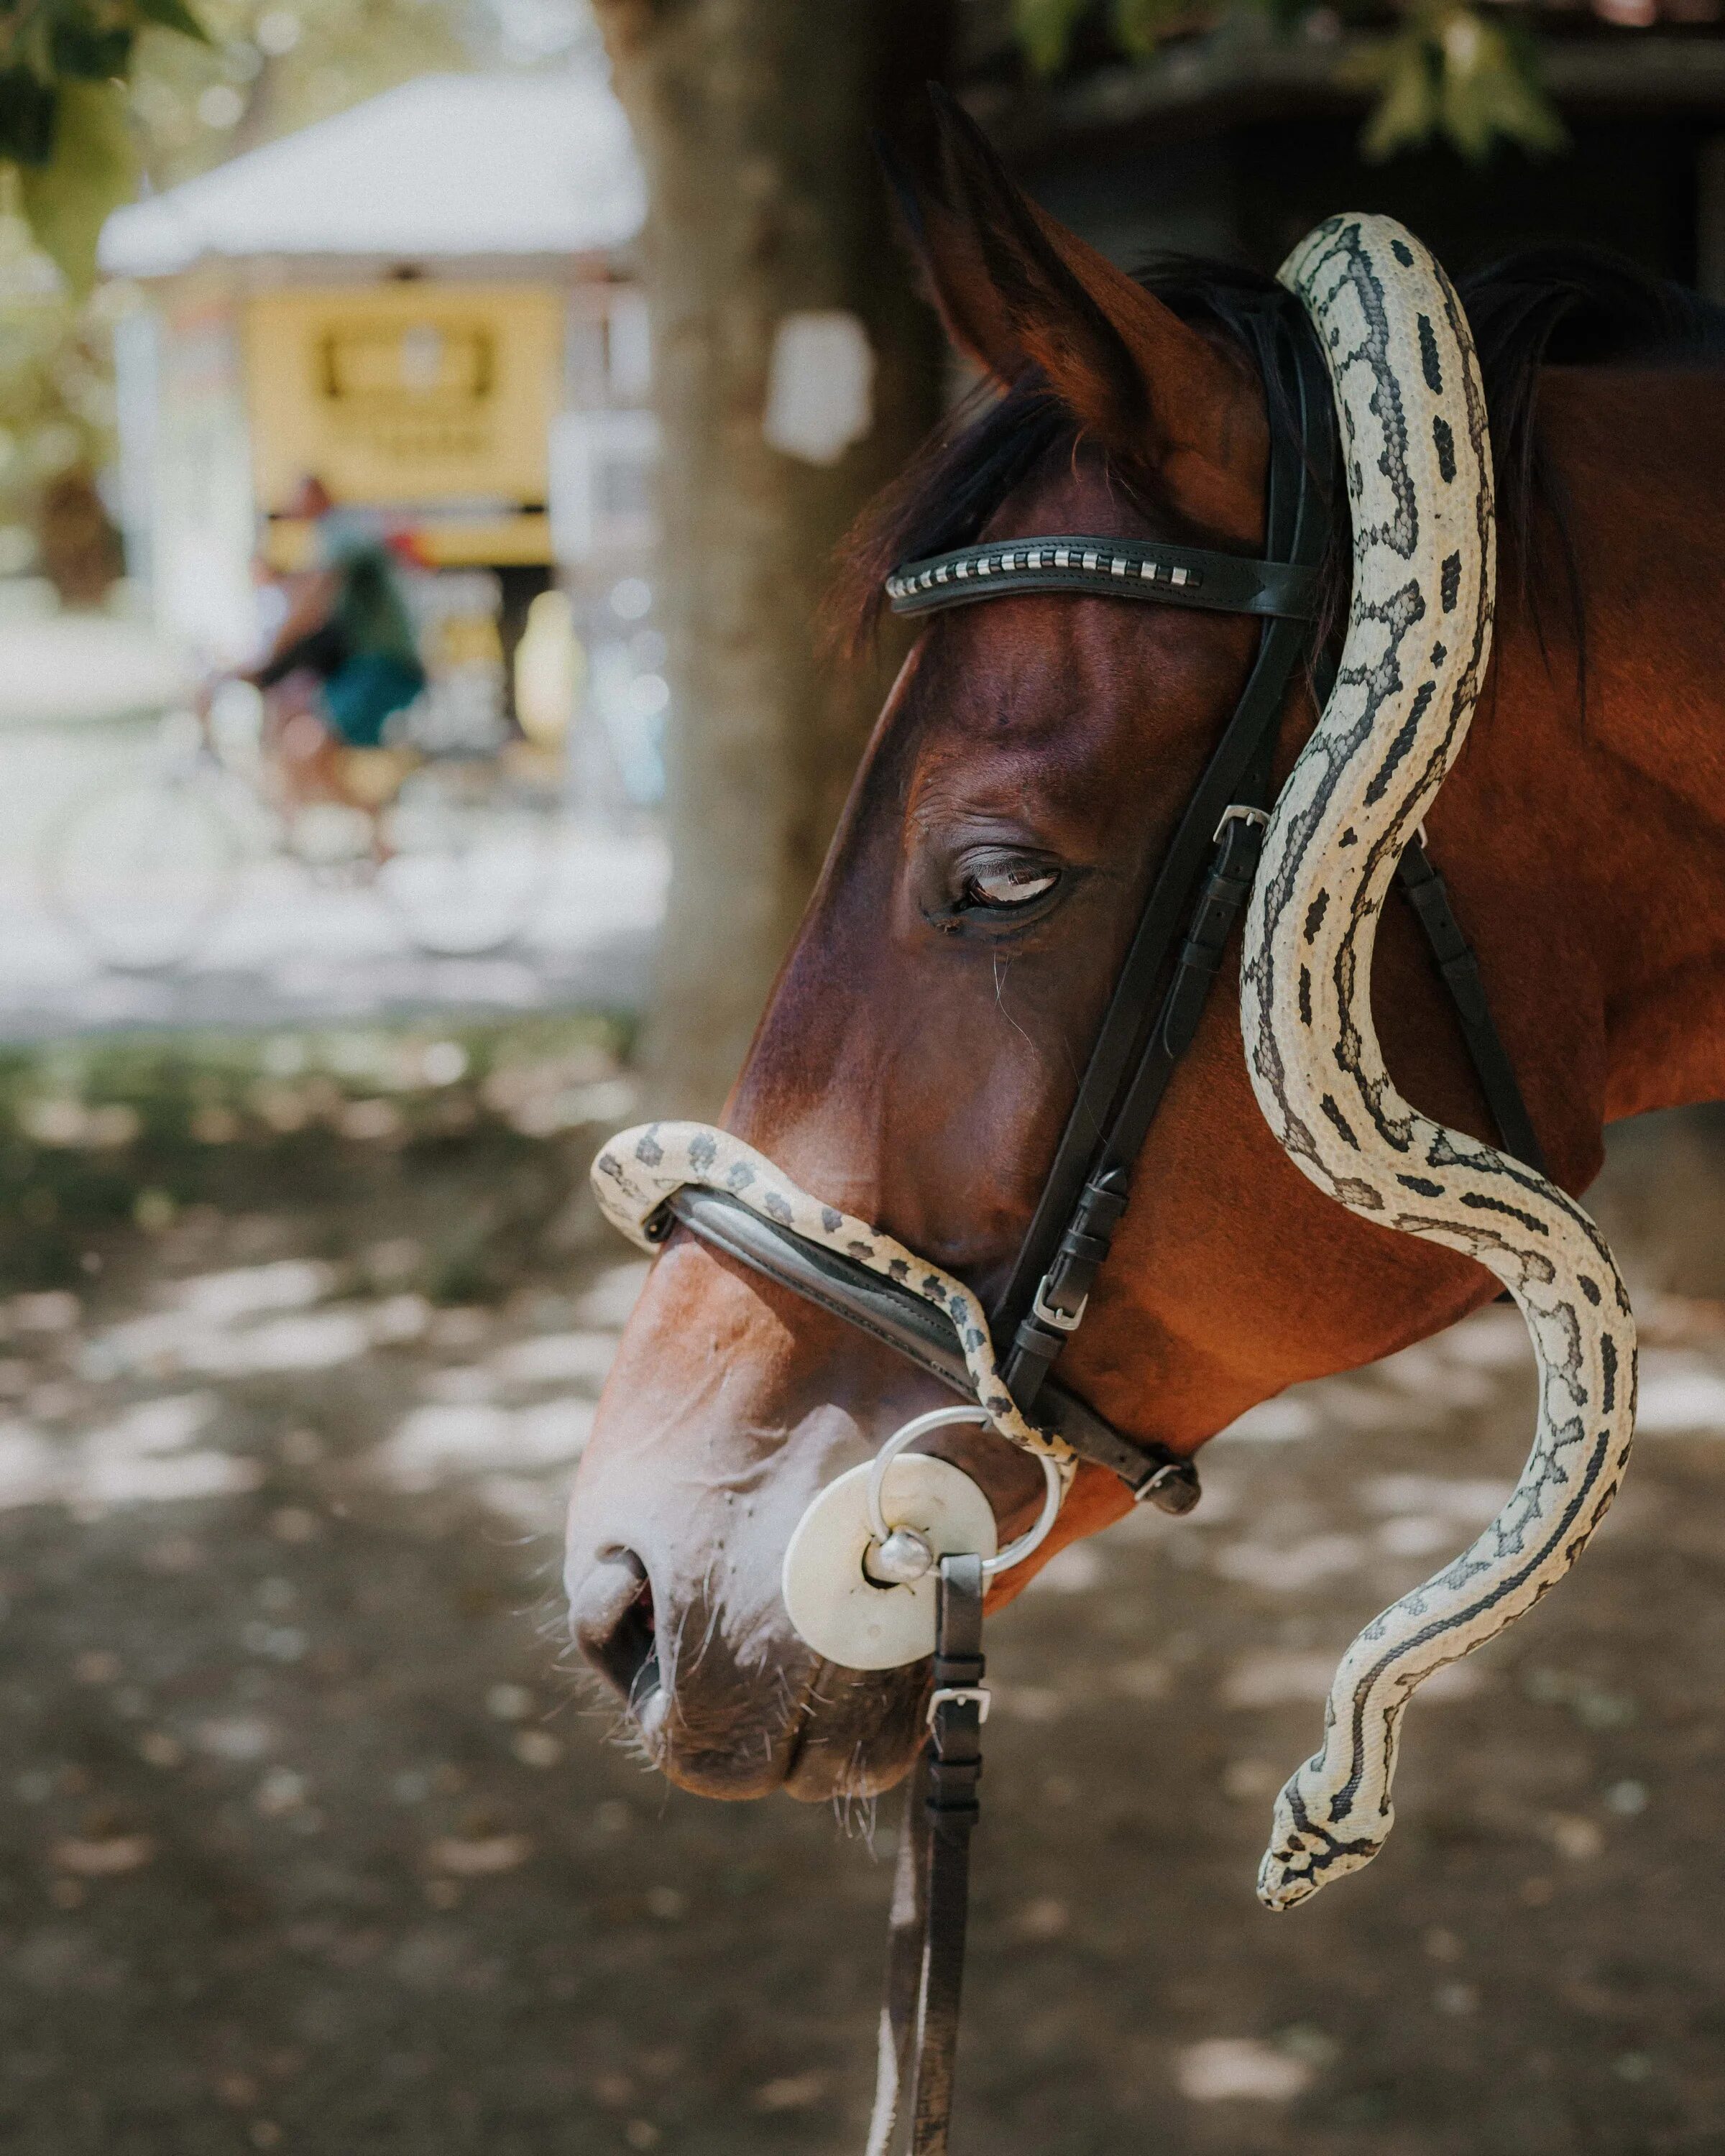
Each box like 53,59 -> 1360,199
321,652 -> 426,748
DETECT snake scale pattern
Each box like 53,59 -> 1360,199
590,1120 -> 1072,1470
1240,214 -> 1637,1910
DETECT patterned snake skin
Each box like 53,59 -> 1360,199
1241,215 -> 1637,1910
590,1121 -> 1073,1470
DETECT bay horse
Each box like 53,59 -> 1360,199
565,112 -> 1725,1842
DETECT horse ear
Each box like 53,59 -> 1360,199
878,130 -> 1040,390
889,91 -> 1264,543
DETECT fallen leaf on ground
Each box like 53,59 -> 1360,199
52,1833 -> 157,1875
426,1833 -> 533,1876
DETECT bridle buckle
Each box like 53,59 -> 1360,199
1213,802 -> 1270,845
926,1685 -> 990,1729
1132,1462 -> 1179,1506
1032,1276 -> 1087,1333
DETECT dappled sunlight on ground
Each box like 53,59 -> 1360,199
0,1249 -> 653,1542
4,1100 -> 1725,2150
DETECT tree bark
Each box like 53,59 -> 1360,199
594,0 -> 950,1115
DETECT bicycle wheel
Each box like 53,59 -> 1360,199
374,763 -> 553,957
46,770 -> 237,972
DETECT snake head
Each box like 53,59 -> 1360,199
1256,1765 -> 1392,1912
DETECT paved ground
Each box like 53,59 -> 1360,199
0,815 -> 665,1041
0,610 -> 193,732
0,612 -> 664,1039
4,1064 -> 1725,2152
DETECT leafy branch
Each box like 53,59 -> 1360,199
0,0 -> 208,289
1011,0 -> 1567,162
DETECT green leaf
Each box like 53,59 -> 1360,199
1111,0 -> 1186,57
1255,0 -> 1317,35
1355,6 -> 1565,164
17,77 -> 137,293
1436,16 -> 1565,162
132,0 -> 212,44
0,66 -> 58,165
1013,0 -> 1092,75
1357,29 -> 1439,163
13,9 -> 58,84
49,20 -> 137,82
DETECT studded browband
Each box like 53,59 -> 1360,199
886,535 -> 1322,622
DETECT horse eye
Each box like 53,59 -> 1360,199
964,865 -> 1059,910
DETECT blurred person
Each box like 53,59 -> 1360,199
206,476 -> 428,824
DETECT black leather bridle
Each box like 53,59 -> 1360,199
661,305 -> 1543,2153
662,308 -> 1542,1516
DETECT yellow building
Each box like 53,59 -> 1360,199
98,67 -> 654,744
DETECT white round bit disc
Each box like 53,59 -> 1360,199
781,1455 -> 998,1671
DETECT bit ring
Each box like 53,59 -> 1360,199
864,1405 -> 1064,1580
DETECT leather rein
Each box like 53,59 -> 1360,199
660,306 -> 1545,2154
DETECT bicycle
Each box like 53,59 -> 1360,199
44,700 -> 560,973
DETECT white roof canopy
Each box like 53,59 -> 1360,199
99,69 -> 644,278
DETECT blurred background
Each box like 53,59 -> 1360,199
3,1 -> 1725,2150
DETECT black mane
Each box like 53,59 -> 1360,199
831,244 -> 1725,657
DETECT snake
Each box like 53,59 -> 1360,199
1241,213 -> 1637,1911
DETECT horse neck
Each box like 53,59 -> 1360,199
1445,363 -> 1725,1146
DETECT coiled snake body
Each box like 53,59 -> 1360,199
1242,215 -> 1637,1910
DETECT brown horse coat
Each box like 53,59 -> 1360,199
566,125 -> 1725,1803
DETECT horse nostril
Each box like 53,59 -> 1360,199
572,1549 -> 661,1710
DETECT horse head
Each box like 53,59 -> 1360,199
564,112 -> 1604,1810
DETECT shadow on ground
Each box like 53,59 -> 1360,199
4,1049 -> 1725,2155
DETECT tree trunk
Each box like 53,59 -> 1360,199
594,0 -> 950,1115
